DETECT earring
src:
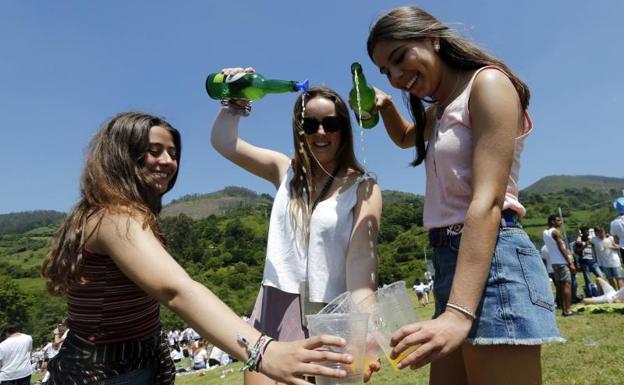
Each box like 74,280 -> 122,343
434,43 -> 440,52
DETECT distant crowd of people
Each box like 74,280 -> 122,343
541,205 -> 624,316
163,326 -> 234,373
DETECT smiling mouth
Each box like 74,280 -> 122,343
151,172 -> 170,180
405,74 -> 418,90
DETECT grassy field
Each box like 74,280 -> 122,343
169,302 -> 623,385
27,297 -> 624,385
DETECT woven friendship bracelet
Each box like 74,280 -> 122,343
446,302 -> 476,320
237,334 -> 274,372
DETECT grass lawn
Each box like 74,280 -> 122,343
172,301 -> 623,385
27,295 -> 623,385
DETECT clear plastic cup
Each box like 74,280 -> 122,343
305,312 -> 369,385
357,281 -> 418,371
318,291 -> 357,315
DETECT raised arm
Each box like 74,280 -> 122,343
87,213 -> 352,385
210,67 -> 290,188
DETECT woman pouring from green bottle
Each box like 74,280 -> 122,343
358,6 -> 561,385
209,67 -> 382,385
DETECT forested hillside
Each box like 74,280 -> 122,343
0,210 -> 65,236
522,175 -> 624,195
1,185 -> 620,345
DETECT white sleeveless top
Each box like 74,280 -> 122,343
263,167 -> 373,303
543,228 -> 568,265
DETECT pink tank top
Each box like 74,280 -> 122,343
423,66 -> 532,229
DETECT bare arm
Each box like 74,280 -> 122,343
372,87 -> 435,149
87,213 -> 351,384
345,178 -> 383,381
210,67 -> 290,188
390,69 -> 524,368
552,230 -> 574,265
346,178 -> 382,304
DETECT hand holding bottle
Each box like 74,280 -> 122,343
217,67 -> 255,111
372,86 -> 394,113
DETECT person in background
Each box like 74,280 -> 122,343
191,340 -> 208,371
591,226 -> 623,290
211,69 -> 382,385
41,111 -> 353,385
413,278 -> 430,306
363,6 -> 561,384
0,323 -> 33,385
610,197 -> 624,255
543,214 -> 576,317
581,276 -> 624,304
208,344 -> 229,368
169,343 -> 183,364
574,227 -> 603,297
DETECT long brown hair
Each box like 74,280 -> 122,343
42,112 -> 181,296
367,6 -> 530,166
288,86 -> 364,233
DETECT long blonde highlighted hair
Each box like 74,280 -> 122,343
287,86 -> 364,236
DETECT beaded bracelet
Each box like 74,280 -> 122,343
221,99 -> 251,117
446,302 -> 476,320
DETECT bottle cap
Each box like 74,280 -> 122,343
295,79 -> 309,92
614,197 -> 624,214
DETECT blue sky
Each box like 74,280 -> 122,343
1,1 -> 622,214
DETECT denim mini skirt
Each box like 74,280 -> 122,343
432,226 -> 564,345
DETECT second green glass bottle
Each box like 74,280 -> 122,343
348,62 -> 379,129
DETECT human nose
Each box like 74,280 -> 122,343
157,151 -> 176,166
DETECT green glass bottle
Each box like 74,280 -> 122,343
349,62 -> 379,129
206,72 -> 309,100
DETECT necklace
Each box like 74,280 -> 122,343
435,72 -> 463,119
312,164 -> 340,211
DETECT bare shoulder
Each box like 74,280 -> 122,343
355,176 -> 381,210
470,68 -> 518,108
84,209 -> 150,253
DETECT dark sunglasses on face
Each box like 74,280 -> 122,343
302,116 -> 342,135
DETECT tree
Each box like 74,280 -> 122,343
0,275 -> 30,328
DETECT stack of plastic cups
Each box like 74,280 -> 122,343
356,281 -> 418,371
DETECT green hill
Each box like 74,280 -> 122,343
522,175 -> 624,195
2,182 -> 622,345
0,210 -> 65,235
162,186 -> 273,219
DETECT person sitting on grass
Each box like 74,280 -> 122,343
582,277 -> 624,304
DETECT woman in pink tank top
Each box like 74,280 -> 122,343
361,6 -> 561,385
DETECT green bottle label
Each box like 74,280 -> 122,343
211,73 -> 225,84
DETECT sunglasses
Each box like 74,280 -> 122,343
301,116 -> 343,135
